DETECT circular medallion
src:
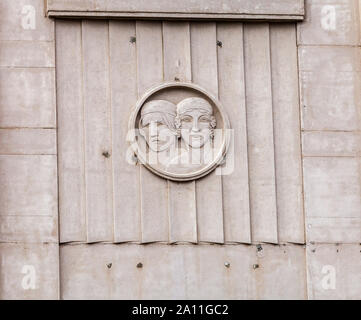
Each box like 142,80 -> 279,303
128,82 -> 231,181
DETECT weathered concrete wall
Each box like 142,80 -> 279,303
0,0 -> 360,299
297,0 -> 361,299
54,20 -> 304,246
0,0 -> 59,299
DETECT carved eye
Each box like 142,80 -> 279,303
181,116 -> 192,123
199,116 -> 210,123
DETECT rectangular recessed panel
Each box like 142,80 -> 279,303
191,22 -> 224,244
217,23 -> 251,244
243,24 -> 278,244
163,21 -> 197,244
82,20 -> 113,243
60,243 -> 306,299
109,21 -> 140,243
56,20 -> 86,243
55,20 -> 303,247
136,21 -> 169,243
270,24 -> 304,244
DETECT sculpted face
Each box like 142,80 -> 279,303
176,98 -> 216,149
139,100 -> 177,152
131,83 -> 230,181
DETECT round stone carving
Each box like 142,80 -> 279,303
128,82 -> 231,181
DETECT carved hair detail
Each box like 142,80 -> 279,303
139,100 -> 177,132
175,97 -> 217,139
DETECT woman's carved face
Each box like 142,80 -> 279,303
179,109 -> 213,148
140,115 -> 175,152
177,98 -> 216,149
139,100 -> 177,152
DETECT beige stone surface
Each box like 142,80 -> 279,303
47,0 -> 305,20
270,24 -> 305,244
60,243 -> 307,300
163,22 -> 197,244
244,24 -> 278,244
0,0 -> 54,41
299,46 -> 361,133
191,22 -> 224,244
302,131 -> 361,157
0,68 -> 56,128
108,21 -> 140,243
298,0 -> 361,300
54,19 -> 306,246
299,46 -> 361,72
217,23 -> 251,244
82,20 -> 113,243
299,57 -> 361,131
1,0 -> 360,300
0,129 -> 56,155
136,21 -> 169,243
303,157 -> 361,243
0,41 -> 54,68
0,155 -> 58,242
0,243 -> 59,299
307,244 -> 361,299
298,0 -> 360,45
0,0 -> 59,301
0,155 -> 58,217
55,20 -> 86,243
0,215 -> 57,243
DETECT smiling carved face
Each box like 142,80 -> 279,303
176,98 -> 216,149
139,100 -> 177,152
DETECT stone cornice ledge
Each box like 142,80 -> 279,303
46,0 -> 305,21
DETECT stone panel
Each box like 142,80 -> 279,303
303,157 -> 361,243
0,243 -> 59,299
0,0 -> 54,41
60,243 -> 306,300
0,129 -> 56,155
0,68 -> 56,128
297,0 -> 360,45
303,131 -> 361,157
307,244 -> 361,299
0,41 -> 54,68
0,155 -> 58,217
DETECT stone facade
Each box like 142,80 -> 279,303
0,0 -> 360,299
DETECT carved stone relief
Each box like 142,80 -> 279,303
129,82 -> 231,181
